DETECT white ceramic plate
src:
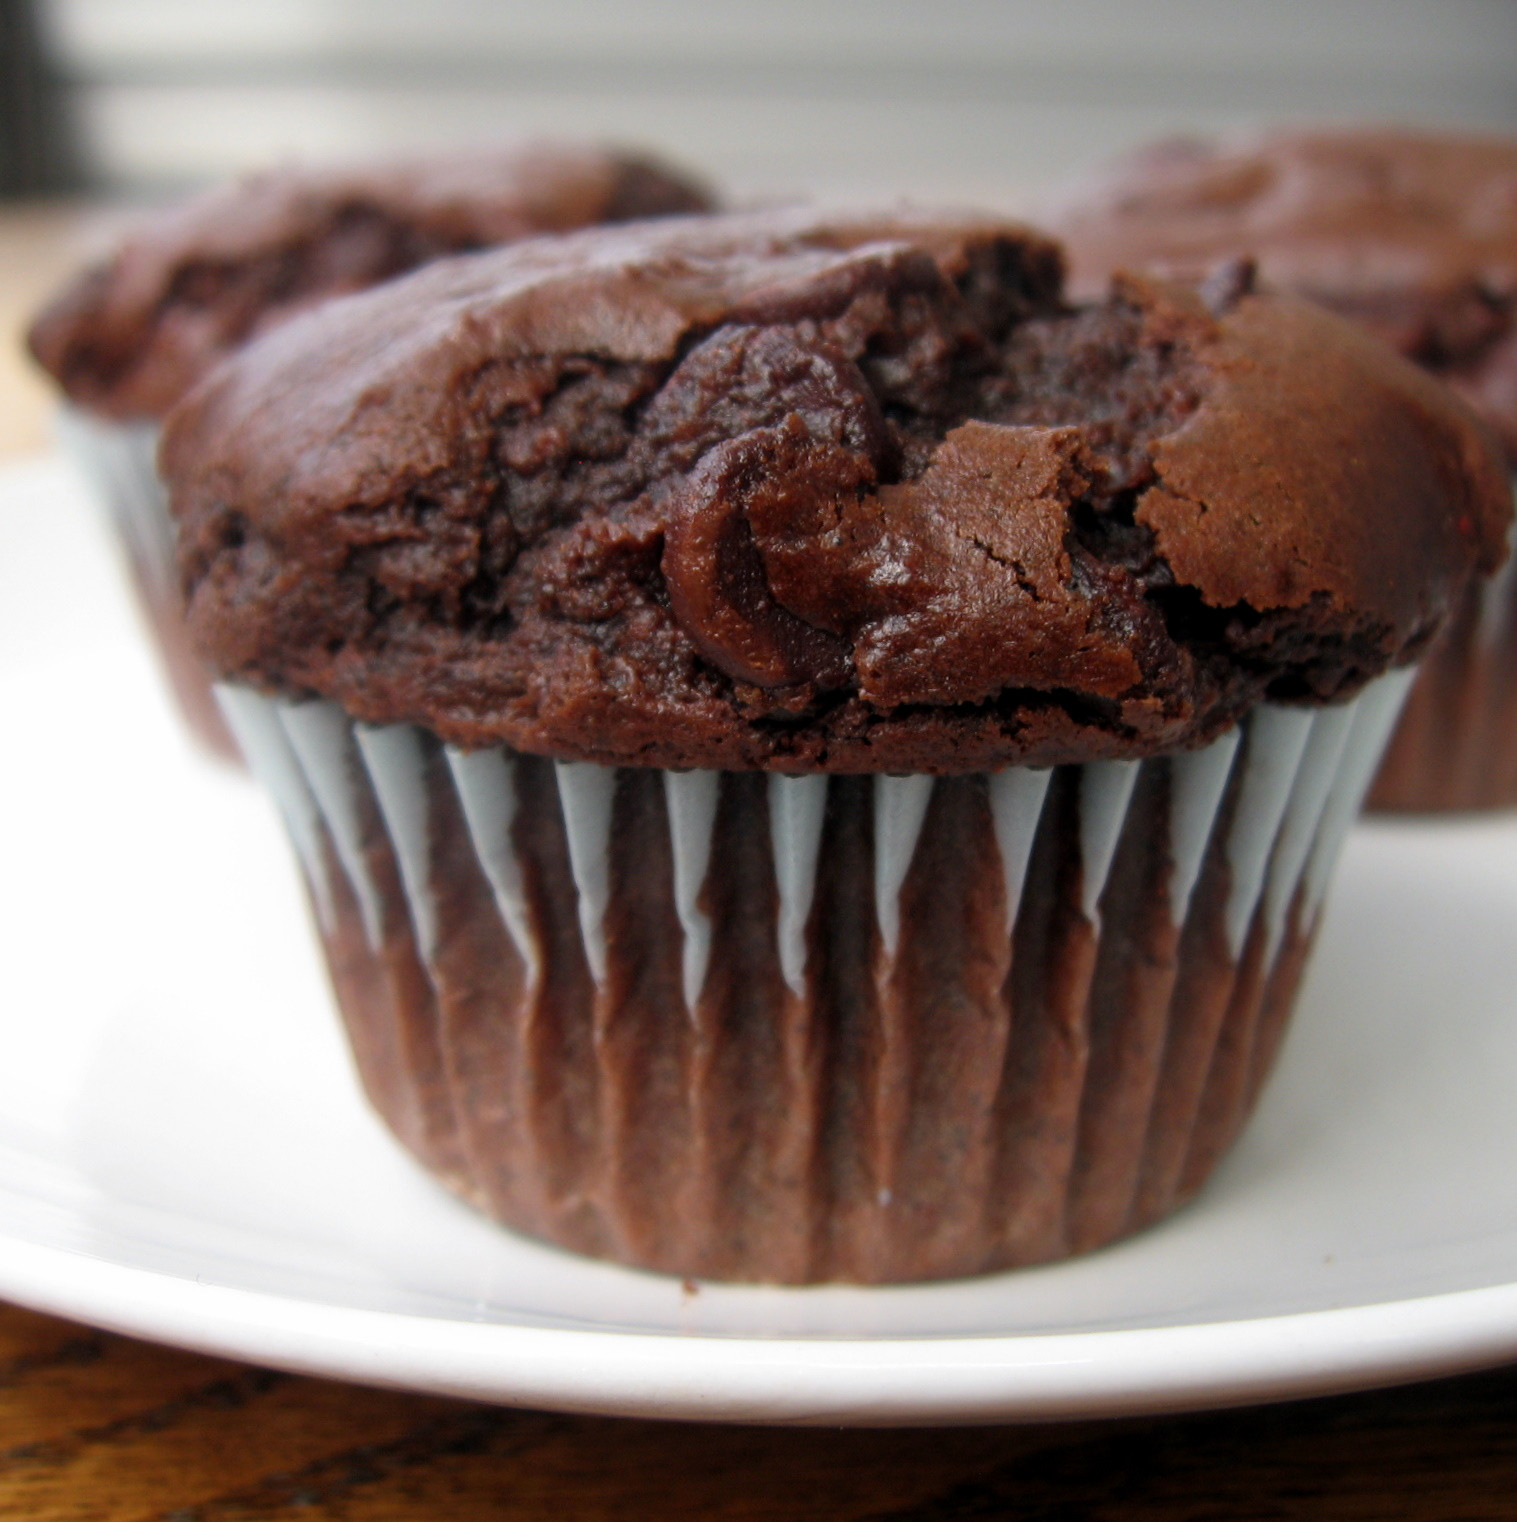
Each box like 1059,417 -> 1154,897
5,454 -> 1517,1426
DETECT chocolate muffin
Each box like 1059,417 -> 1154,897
164,208 -> 1507,1283
1051,127 -> 1517,810
27,142 -> 713,756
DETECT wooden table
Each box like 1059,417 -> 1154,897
5,204 -> 1517,1520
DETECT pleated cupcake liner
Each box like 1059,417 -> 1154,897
1370,488 -> 1517,812
54,406 -> 239,760
217,667 -> 1412,1285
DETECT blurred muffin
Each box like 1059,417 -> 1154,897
163,208 -> 1506,1283
1051,127 -> 1517,811
27,143 -> 714,757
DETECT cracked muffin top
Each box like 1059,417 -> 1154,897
161,207 -> 1511,773
1050,127 -> 1517,465
27,142 -> 713,422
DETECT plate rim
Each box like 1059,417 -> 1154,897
3,1230 -> 1517,1424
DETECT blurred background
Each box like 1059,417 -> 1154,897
6,0 -> 1517,206
9,0 -> 1514,451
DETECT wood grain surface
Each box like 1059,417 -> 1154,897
4,204 -> 1517,1520
1,1300 -> 1516,1520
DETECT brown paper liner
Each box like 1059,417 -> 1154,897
128,557 -> 241,761
1369,587 -> 1517,811
269,724 -> 1355,1285
56,409 -> 239,761
1369,515 -> 1517,814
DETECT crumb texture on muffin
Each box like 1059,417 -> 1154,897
27,143 -> 713,420
164,208 -> 1510,772
1052,128 -> 1517,461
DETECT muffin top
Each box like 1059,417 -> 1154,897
163,207 -> 1510,774
27,143 -> 712,421
1050,127 -> 1517,463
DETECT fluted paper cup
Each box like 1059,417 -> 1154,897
218,671 -> 1412,1284
1370,496 -> 1517,812
55,405 -> 238,760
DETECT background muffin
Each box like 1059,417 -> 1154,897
1050,127 -> 1517,811
164,208 -> 1507,1282
27,142 -> 714,757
